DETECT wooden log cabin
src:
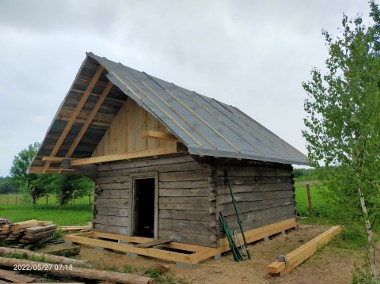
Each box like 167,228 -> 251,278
29,53 -> 308,248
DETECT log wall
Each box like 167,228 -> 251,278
93,154 -> 219,247
213,161 -> 295,237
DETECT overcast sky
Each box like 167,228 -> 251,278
0,0 -> 373,177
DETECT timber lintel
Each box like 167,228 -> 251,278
71,148 -> 178,166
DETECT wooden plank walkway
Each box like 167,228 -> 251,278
65,218 -> 297,264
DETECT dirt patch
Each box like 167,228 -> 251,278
74,225 -> 365,284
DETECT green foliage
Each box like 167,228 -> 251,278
9,142 -> 45,204
302,0 -> 380,223
293,168 -> 316,179
0,177 -> 16,194
123,264 -> 135,273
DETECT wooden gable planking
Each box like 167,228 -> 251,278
93,98 -> 177,157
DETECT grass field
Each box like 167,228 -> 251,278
0,194 -> 92,226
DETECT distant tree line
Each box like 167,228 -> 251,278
3,142 -> 93,206
293,168 -> 316,179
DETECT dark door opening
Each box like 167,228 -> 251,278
132,178 -> 155,238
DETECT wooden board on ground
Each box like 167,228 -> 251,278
267,225 -> 341,276
135,239 -> 171,248
0,268 -> 35,283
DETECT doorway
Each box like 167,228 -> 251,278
132,178 -> 156,238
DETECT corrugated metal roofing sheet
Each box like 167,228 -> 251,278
88,53 -> 308,165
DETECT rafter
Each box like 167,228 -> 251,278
42,65 -> 105,173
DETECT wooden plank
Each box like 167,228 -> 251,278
11,220 -> 38,231
28,167 -> 77,174
37,221 -> 53,226
267,226 -> 341,275
0,268 -> 35,283
142,130 -> 178,141
72,148 -> 178,166
43,65 -> 104,172
135,239 -> 171,248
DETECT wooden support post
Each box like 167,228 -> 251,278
306,184 -> 312,212
46,194 -> 49,206
15,196 -> 17,206
267,226 -> 341,276
6,197 -> 9,206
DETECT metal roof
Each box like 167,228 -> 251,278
87,53 -> 308,165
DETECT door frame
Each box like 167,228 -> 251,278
129,172 -> 158,239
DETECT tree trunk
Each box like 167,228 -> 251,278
358,187 -> 377,282
0,247 -> 90,267
0,257 -> 156,284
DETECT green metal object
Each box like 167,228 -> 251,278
226,175 -> 251,260
218,212 -> 242,262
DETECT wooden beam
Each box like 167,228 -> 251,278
66,81 -> 113,158
64,234 -> 193,264
71,148 -> 177,166
267,225 -> 341,276
42,65 -> 105,173
28,167 -> 77,174
142,130 -> 178,141
42,157 -> 74,162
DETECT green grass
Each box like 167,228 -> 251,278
0,194 -> 92,226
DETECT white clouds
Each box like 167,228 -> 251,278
0,0 -> 372,176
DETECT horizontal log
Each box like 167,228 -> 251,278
216,198 -> 295,217
159,170 -> 211,181
95,207 -> 129,217
216,166 -> 291,177
159,230 -> 217,247
94,198 -> 128,208
159,219 -> 215,235
159,188 -> 209,197
96,189 -> 129,199
267,226 -> 341,275
98,154 -> 196,171
94,215 -> 128,227
159,197 -> 209,205
158,180 -> 210,189
216,190 -> 294,205
217,176 -> 292,186
0,247 -> 89,267
0,257 -> 155,284
93,224 -> 129,235
97,182 -> 130,190
216,183 -> 293,195
159,209 -> 211,222
159,202 -> 209,210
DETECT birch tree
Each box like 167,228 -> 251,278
303,1 -> 380,281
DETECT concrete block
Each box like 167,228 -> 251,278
127,252 -> 138,258
176,262 -> 198,268
213,254 -> 222,261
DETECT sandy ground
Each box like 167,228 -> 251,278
75,225 -> 367,284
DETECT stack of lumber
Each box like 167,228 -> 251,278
0,219 -> 57,247
21,224 -> 57,244
0,219 -> 11,241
